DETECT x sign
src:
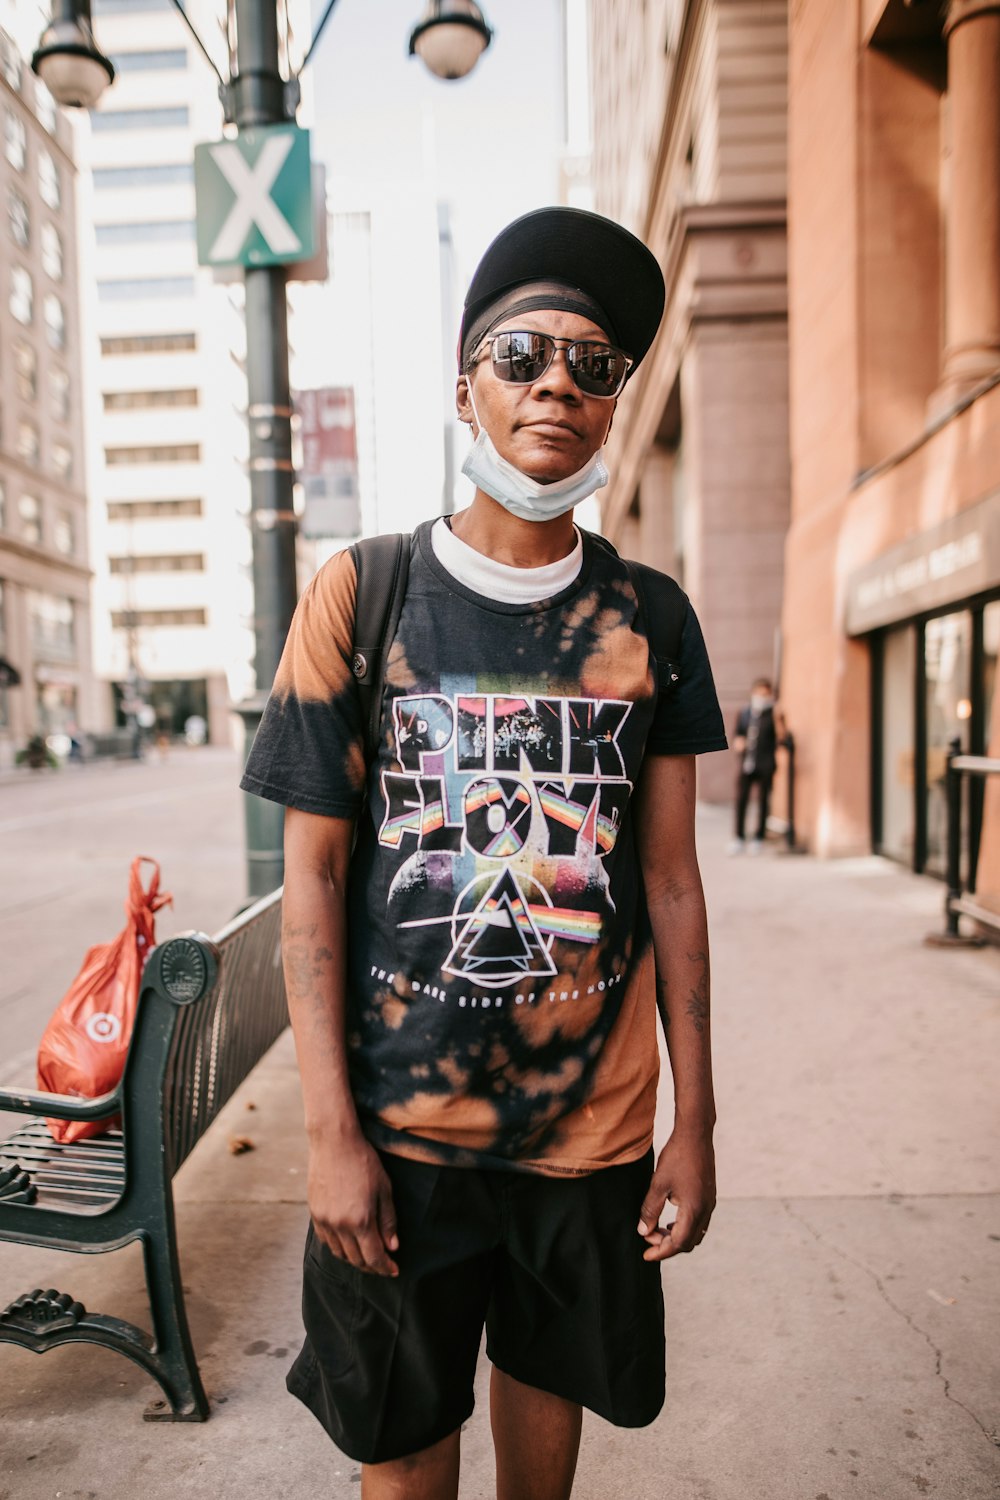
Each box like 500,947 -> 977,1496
195,125 -> 315,269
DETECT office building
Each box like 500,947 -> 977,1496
0,13 -> 95,767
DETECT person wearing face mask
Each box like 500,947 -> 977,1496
729,677 -> 788,855
242,207 -> 727,1500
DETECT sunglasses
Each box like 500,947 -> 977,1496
478,330 -> 633,398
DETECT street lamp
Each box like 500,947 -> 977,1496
30,0 -> 114,108
409,0 -> 493,79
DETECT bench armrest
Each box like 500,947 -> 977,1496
0,1083 -> 121,1121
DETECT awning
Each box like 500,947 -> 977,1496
0,657 -> 21,687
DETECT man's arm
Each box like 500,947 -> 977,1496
282,807 -> 399,1277
632,754 -> 716,1261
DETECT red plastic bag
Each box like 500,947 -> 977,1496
37,857 -> 172,1143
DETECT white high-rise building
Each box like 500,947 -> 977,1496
82,0 -> 266,745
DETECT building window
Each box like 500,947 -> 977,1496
95,220 -> 195,246
105,444 -> 201,465
38,149 -> 60,210
49,366 -> 69,421
877,625 -> 916,866
93,163 -> 194,189
90,105 -> 189,130
5,110 -> 25,170
14,340 -> 37,400
109,50 -> 187,72
9,264 -> 31,323
924,611 -> 974,877
30,591 -> 75,656
19,492 -> 42,544
34,80 -> 56,134
17,419 -> 39,466
8,186 -> 28,247
53,510 -> 74,555
103,388 -> 199,411
111,608 -> 206,627
41,223 -> 62,280
97,277 -> 197,301
107,498 -> 202,519
44,293 -> 65,349
0,31 -> 21,91
100,331 -> 197,355
51,441 -> 72,481
110,553 -> 204,573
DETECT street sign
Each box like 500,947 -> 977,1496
194,124 -> 315,269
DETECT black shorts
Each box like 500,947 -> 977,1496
287,1147 -> 665,1465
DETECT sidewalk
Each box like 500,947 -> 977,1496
1,804 -> 998,1499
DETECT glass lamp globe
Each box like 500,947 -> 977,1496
32,20 -> 114,108
409,1 -> 492,81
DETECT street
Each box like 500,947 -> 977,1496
0,748 -> 244,1095
1,751 -> 998,1498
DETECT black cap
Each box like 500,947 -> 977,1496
460,206 -> 665,371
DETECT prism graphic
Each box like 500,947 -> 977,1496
442,868 -> 557,987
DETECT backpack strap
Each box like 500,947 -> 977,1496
587,529 -> 686,697
349,533 -> 411,763
624,559 -> 686,698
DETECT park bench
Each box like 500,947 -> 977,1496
0,887 -> 286,1421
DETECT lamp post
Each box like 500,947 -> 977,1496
33,0 -> 493,900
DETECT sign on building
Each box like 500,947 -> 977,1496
297,387 -> 360,539
195,124 -> 315,269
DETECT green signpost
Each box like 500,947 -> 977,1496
194,123 -> 314,269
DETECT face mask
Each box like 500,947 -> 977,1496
461,379 -> 608,523
750,694 -> 773,713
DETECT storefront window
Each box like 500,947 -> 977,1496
985,601 -> 999,758
880,625 -> 916,863
924,611 -> 973,876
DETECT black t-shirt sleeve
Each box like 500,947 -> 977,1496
239,548 -> 367,818
645,599 -> 728,756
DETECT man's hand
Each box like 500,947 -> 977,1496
637,1131 -> 716,1262
308,1132 -> 400,1277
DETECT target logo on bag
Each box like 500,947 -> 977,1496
84,1012 -> 122,1045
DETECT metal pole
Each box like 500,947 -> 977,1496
232,0 -> 299,900
784,730 -> 796,851
944,735 -> 963,939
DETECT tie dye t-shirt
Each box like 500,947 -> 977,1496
241,521 -> 726,1176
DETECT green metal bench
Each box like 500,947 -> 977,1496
0,887 -> 285,1421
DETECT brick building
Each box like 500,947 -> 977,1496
0,23 -> 96,767
781,0 -> 1000,911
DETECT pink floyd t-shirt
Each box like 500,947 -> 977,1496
241,521 -> 726,1176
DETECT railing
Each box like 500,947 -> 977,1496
165,887 -> 285,1169
935,737 -> 1000,944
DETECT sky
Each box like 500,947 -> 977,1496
303,0 -> 574,326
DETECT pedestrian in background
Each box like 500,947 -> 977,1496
729,677 -> 787,855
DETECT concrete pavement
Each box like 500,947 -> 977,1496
0,751 -> 998,1499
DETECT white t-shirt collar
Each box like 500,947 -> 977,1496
430,517 -> 583,605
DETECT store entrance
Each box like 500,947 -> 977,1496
874,596 -> 999,879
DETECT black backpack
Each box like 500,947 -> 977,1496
349,530 -> 686,764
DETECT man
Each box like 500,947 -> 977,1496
730,677 -> 787,855
242,207 -> 727,1500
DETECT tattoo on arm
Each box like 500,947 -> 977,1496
685,949 -> 710,1034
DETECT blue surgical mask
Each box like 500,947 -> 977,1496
461,380 -> 608,523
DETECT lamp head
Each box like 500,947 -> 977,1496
408,0 -> 492,81
31,15 -> 114,108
